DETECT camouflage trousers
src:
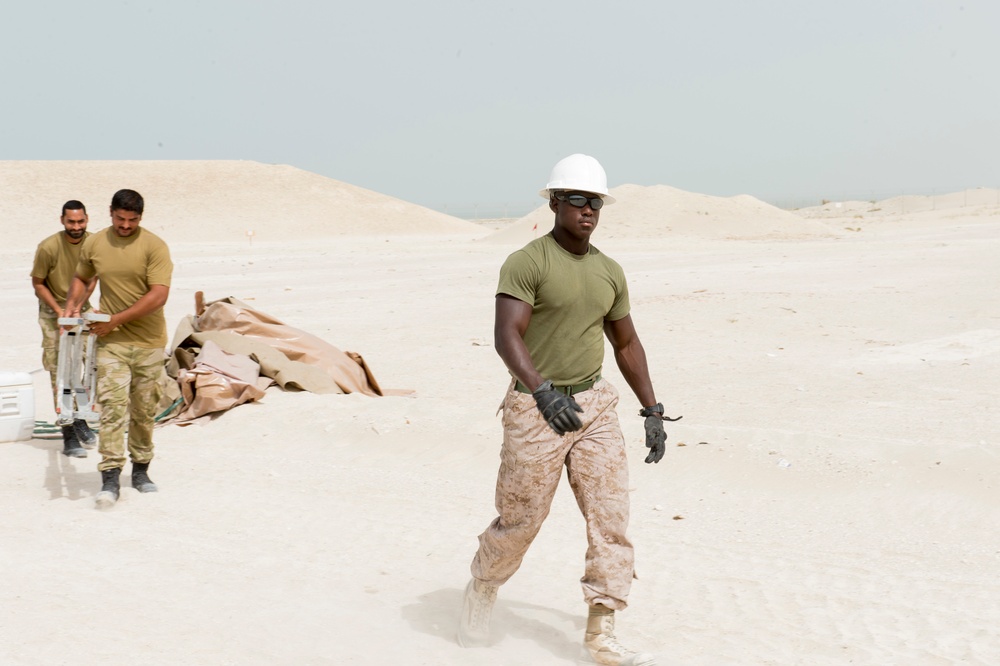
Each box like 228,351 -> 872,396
95,342 -> 165,472
471,378 -> 634,610
38,315 -> 61,409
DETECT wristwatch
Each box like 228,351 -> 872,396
638,403 -> 664,417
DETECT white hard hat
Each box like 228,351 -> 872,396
539,153 -> 616,204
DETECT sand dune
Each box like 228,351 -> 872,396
486,183 -> 835,245
0,160 -> 485,250
793,187 -> 1000,220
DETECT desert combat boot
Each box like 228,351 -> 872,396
60,425 -> 87,458
457,578 -> 498,647
581,605 -> 657,666
95,468 -> 121,509
131,462 -> 158,493
73,418 -> 97,448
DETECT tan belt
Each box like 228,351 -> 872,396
514,374 -> 601,396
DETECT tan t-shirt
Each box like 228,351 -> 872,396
497,232 -> 630,385
76,227 -> 173,348
31,231 -> 93,317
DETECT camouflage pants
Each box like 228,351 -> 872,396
471,378 -> 634,610
38,315 -> 60,409
95,342 -> 165,472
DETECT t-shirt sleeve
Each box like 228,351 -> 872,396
496,250 -> 539,305
75,237 -> 96,281
30,245 -> 52,280
146,240 -> 173,287
606,262 -> 631,322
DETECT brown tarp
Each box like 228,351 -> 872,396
172,340 -> 272,423
160,296 -> 409,423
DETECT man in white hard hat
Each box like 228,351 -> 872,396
459,154 -> 678,665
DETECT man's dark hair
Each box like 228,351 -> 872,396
62,200 -> 86,215
110,189 -> 144,215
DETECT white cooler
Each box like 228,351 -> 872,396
0,371 -> 35,443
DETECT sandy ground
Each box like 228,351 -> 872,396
1,164 -> 998,665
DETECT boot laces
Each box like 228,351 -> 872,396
590,632 -> 636,659
585,616 -> 648,665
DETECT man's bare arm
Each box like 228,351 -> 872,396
88,284 -> 170,337
31,277 -> 61,315
494,294 -> 545,391
82,276 -> 98,303
63,275 -> 90,319
604,314 -> 657,407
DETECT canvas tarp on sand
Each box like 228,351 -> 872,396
171,339 -> 272,423
161,297 -> 408,422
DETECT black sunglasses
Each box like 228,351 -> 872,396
554,192 -> 604,210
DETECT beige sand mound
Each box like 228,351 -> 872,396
1,160 -> 484,250
794,187 -> 1000,220
485,183 -> 835,245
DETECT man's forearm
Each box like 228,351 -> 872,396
495,332 -> 544,391
109,286 -> 168,328
32,282 -> 61,315
83,277 -> 98,302
614,340 -> 657,407
63,276 -> 88,316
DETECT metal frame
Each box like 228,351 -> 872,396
54,312 -> 110,426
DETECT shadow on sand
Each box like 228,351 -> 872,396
27,437 -> 98,501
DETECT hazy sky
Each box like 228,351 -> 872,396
3,1 -> 997,216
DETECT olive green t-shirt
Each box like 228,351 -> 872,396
76,227 -> 173,349
497,232 -> 630,385
30,231 -> 92,317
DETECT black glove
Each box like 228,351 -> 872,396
532,380 -> 584,435
639,404 -> 682,464
643,416 -> 667,463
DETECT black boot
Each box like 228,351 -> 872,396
132,462 -> 158,493
95,468 -> 121,508
73,419 -> 97,449
60,426 -> 87,458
